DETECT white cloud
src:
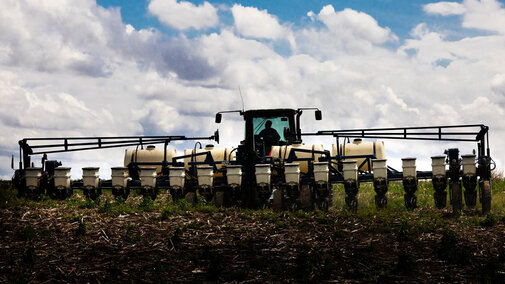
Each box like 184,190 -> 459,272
424,2 -> 467,16
148,0 -> 218,30
425,0 -> 505,34
231,4 -> 289,40
297,6 -> 397,55
491,73 -> 505,96
462,0 -> 505,34
317,6 -> 396,44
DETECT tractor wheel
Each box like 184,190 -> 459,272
481,181 -> 492,215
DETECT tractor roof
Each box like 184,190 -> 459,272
242,108 -> 296,118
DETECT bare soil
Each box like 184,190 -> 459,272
1,184 -> 505,283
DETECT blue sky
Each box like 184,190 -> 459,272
97,0 -> 497,42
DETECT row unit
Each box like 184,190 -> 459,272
23,154 -> 478,191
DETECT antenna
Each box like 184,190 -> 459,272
238,86 -> 245,112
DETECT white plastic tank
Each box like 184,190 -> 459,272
284,163 -> 300,185
140,167 -> 157,188
25,168 -> 42,189
313,162 -> 329,183
226,165 -> 242,186
270,143 -> 325,173
402,158 -> 417,178
255,164 -> 271,186
342,160 -> 358,181
184,145 -> 235,171
111,167 -> 128,188
431,156 -> 446,177
372,159 -> 388,179
124,145 -> 177,174
197,166 -> 214,187
169,167 -> 186,189
461,154 -> 477,175
83,167 -> 100,188
332,139 -> 386,171
54,167 -> 71,189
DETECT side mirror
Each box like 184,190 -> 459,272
214,130 -> 220,144
315,110 -> 322,120
215,113 -> 222,123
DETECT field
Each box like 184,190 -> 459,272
1,178 -> 505,283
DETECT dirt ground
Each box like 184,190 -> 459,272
1,182 -> 505,283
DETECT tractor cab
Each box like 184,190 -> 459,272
245,109 -> 296,157
215,108 -> 322,158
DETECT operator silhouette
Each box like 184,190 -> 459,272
259,120 -> 280,154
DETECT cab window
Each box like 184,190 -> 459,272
253,117 -> 289,142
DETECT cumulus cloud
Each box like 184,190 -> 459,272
148,0 -> 218,30
462,0 -> 505,34
0,0 -> 217,81
231,4 -> 289,40
491,73 -> 505,96
297,5 -> 397,55
424,2 -> 467,16
425,0 -> 505,34
317,6 -> 395,44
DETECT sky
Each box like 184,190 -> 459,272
1,0 -> 505,178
